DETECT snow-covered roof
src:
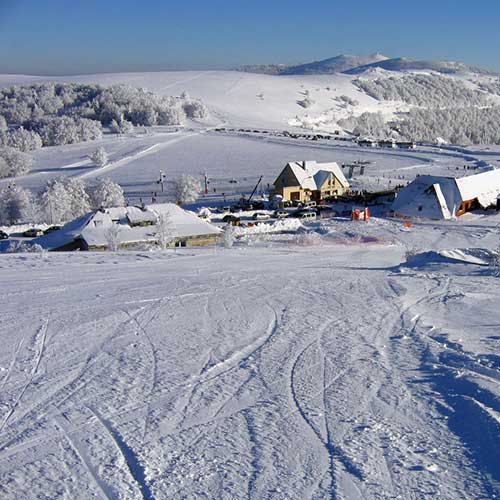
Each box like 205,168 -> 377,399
34,203 -> 222,250
455,169 -> 500,208
286,161 -> 349,190
392,169 -> 500,219
126,206 -> 158,225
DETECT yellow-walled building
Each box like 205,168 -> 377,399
271,161 -> 350,203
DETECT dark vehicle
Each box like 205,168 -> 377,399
23,228 -> 44,237
0,230 -> 8,240
251,201 -> 265,210
43,225 -> 62,234
222,214 -> 240,224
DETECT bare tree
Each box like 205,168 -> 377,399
105,224 -> 121,251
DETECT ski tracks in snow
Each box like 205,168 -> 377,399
89,407 -> 154,500
0,318 -> 49,435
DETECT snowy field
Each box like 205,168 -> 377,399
0,70 -> 499,499
3,128 -> 500,207
0,219 -> 499,499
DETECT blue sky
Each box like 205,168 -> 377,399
1,0 -> 499,75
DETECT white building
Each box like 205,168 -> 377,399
34,203 -> 222,251
391,169 -> 500,220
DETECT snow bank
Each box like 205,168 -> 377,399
234,218 -> 302,236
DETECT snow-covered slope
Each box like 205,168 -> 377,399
0,70 -> 406,131
1,217 -> 499,498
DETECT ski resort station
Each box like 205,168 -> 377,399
32,203 -> 222,251
391,169 -> 500,220
271,160 -> 350,204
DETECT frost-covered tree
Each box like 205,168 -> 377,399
90,178 -> 125,208
110,118 -> 134,134
41,178 -> 72,224
338,95 -> 359,106
6,241 -> 43,253
1,127 -> 42,152
0,147 -> 33,178
0,185 -> 30,224
77,118 -> 103,142
172,175 -> 201,205
156,212 -> 175,249
182,99 -> 209,119
41,177 -> 91,224
65,178 -> 91,218
105,224 -> 121,252
0,83 -> 209,152
34,116 -> 102,146
223,224 -> 236,248
89,147 -> 108,168
157,106 -> 186,126
23,191 -> 44,224
354,74 -> 488,108
339,112 -> 388,138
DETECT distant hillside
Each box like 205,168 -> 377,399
238,64 -> 290,75
345,57 -> 496,75
280,54 -> 389,75
238,54 -> 389,75
239,54 -> 498,77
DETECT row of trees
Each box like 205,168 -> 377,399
478,79 -> 500,96
0,174 -> 202,226
354,74 -> 489,108
0,177 -> 125,225
0,83 -> 209,152
340,106 -> 500,145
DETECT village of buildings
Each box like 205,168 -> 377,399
3,140 -> 500,253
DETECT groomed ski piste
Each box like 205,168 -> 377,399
0,70 -> 499,499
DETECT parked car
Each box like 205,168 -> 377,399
222,214 -> 240,224
273,210 -> 289,218
251,201 -> 265,210
43,225 -> 62,234
303,200 -> 317,208
297,210 -> 317,221
23,228 -> 44,237
291,199 -> 303,207
0,230 -> 9,240
252,212 -> 270,220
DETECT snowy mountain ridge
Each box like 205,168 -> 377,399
239,54 -> 498,76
